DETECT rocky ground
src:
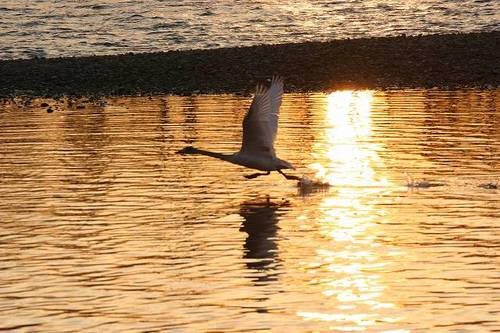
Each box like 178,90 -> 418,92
0,31 -> 498,99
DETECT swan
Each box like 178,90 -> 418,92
177,76 -> 300,180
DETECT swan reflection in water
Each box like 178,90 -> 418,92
239,200 -> 289,284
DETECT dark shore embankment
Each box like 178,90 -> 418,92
0,32 -> 498,98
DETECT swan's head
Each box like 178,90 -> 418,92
176,146 -> 197,155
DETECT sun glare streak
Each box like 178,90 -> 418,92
311,91 -> 388,188
298,91 -> 404,331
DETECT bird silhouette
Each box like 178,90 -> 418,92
177,76 -> 300,180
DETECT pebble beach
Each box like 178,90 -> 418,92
0,31 -> 499,99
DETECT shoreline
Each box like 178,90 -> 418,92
0,31 -> 498,98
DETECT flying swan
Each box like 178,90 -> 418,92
177,76 -> 300,180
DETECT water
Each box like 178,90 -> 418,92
0,0 -> 499,59
0,89 -> 499,332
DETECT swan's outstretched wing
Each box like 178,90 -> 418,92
240,76 -> 284,156
267,76 -> 284,143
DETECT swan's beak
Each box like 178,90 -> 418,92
176,146 -> 195,155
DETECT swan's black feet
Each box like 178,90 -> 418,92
244,171 -> 271,179
278,169 -> 301,180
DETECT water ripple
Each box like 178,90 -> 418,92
0,90 -> 498,331
0,0 -> 499,59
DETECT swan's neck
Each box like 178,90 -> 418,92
187,147 -> 234,162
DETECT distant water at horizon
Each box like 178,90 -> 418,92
0,0 -> 499,60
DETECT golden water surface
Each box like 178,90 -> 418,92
0,90 -> 499,332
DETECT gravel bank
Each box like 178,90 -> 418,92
0,31 -> 498,98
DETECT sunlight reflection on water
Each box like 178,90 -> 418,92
0,89 -> 499,332
311,90 -> 389,189
297,92 -> 402,330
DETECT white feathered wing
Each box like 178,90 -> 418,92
239,76 -> 284,158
